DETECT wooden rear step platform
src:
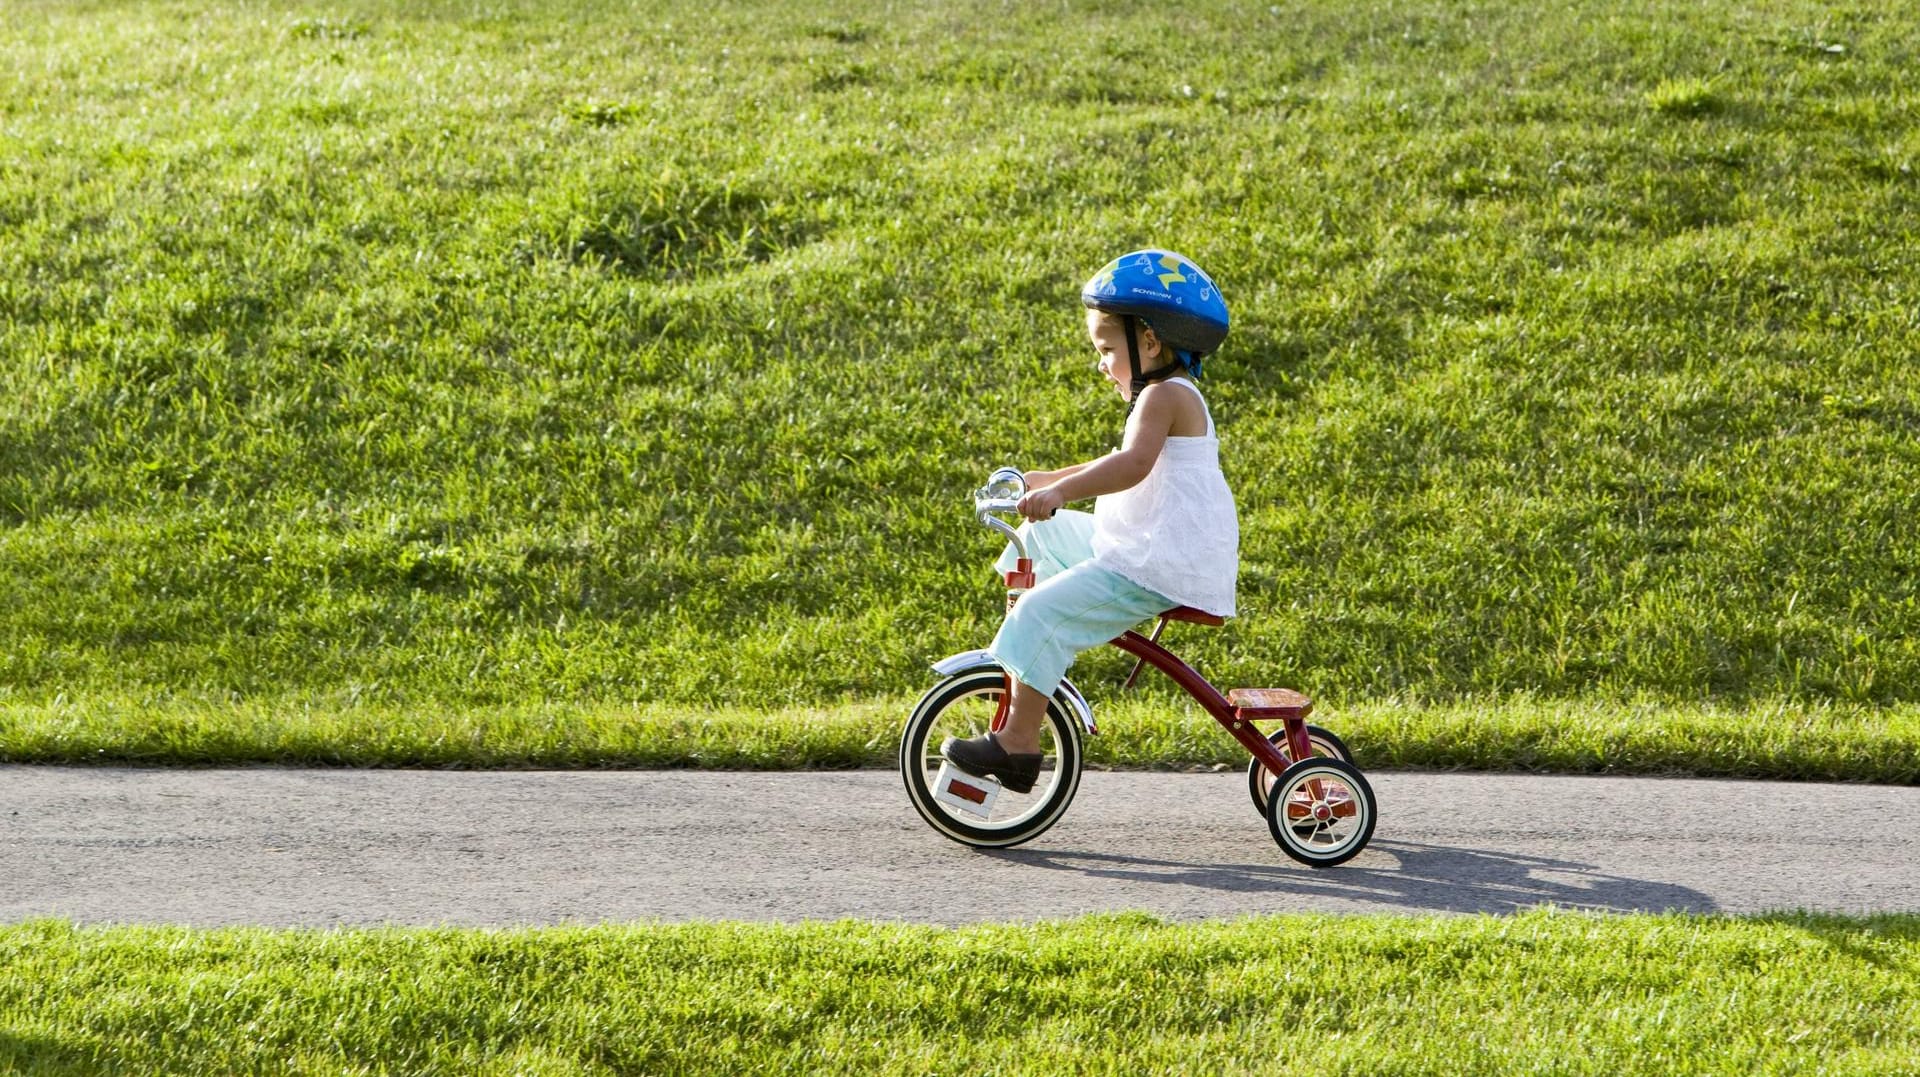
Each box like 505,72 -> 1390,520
1227,688 -> 1313,721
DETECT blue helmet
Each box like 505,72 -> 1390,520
1080,250 -> 1230,371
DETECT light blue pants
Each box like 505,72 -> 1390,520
987,511 -> 1173,696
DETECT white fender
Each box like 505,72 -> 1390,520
928,650 -> 1098,735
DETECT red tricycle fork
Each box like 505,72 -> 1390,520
986,555 -> 1040,735
987,675 -> 1014,733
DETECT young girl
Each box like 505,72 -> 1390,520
943,249 -> 1239,792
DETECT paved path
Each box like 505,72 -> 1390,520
3,766 -> 1915,926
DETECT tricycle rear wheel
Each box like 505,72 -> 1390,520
1266,757 -> 1376,868
1246,724 -> 1352,815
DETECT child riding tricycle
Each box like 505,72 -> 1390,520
898,251 -> 1377,867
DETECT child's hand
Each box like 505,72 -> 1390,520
1018,486 -> 1066,522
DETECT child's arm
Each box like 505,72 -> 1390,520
1022,461 -> 1094,489
1018,390 -> 1178,521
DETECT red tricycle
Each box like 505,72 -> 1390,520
900,468 -> 1377,867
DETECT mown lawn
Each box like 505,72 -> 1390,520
3,0 -> 1917,770
3,912 -> 1915,1074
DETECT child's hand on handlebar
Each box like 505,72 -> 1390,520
1018,486 -> 1066,521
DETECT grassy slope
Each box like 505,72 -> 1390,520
4,912 -> 1917,1074
2,1 -> 1918,757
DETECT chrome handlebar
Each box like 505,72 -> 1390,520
973,466 -> 1028,561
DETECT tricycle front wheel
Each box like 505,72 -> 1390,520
899,668 -> 1083,848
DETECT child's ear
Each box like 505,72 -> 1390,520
1141,324 -> 1163,360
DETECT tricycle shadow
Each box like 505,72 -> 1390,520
985,842 -> 1717,915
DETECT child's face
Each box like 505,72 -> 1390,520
1086,310 -> 1163,402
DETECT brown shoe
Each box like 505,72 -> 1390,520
939,733 -> 1043,794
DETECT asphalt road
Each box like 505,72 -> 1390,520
4,766 -> 1916,927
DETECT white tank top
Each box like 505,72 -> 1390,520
1090,379 -> 1239,616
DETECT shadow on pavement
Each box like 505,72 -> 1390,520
989,841 -> 1718,915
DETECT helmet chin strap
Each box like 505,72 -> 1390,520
1125,316 -> 1179,402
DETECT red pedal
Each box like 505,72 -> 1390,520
932,761 -> 1001,819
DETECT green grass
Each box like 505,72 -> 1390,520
3,1 -> 1919,766
3,912 -> 1916,1073
5,692 -> 1918,782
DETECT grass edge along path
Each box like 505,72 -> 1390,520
2,695 -> 1916,783
2,911 -> 1915,1073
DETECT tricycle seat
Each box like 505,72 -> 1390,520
1228,688 -> 1313,721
